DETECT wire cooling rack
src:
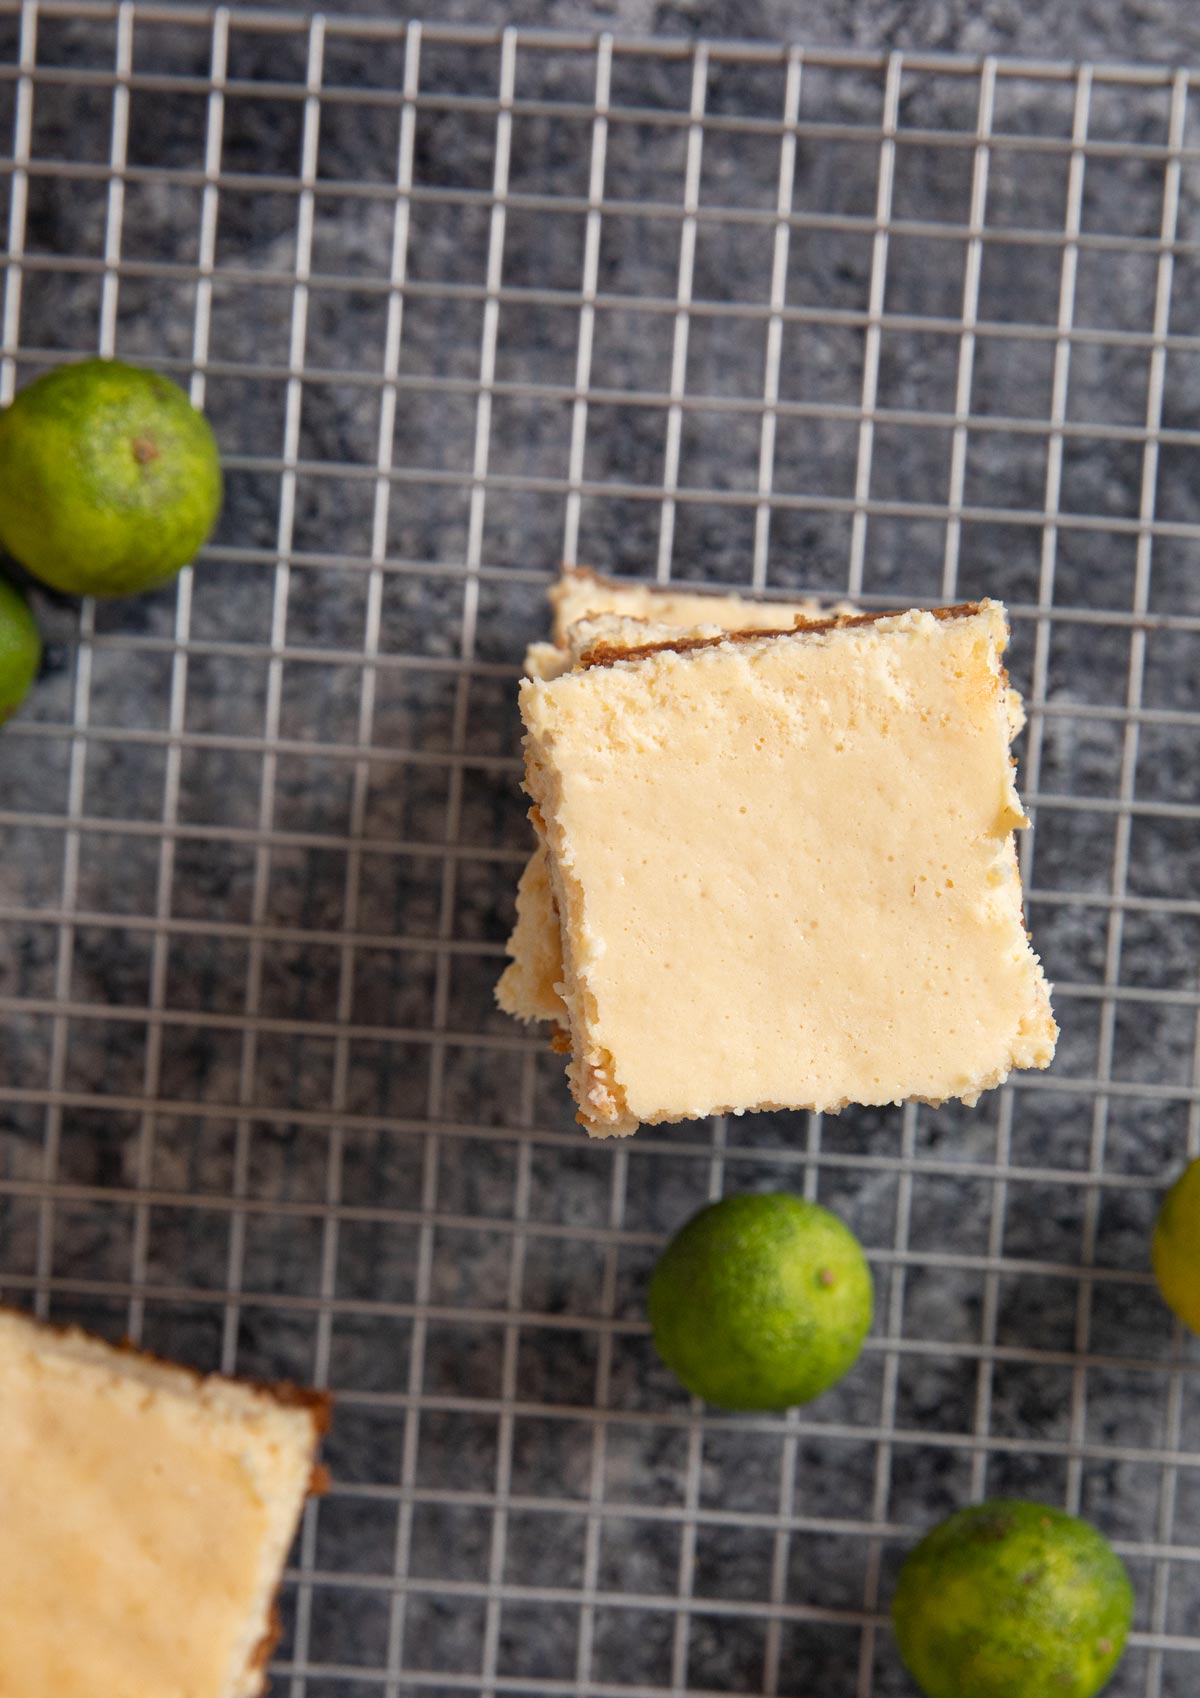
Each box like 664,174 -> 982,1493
1,6 -> 1199,1695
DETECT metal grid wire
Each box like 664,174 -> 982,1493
0,5 -> 1199,1695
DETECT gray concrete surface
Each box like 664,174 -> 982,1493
0,4 -> 1198,1695
250,0 -> 1200,73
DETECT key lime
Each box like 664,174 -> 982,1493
0,359 -> 222,598
892,1500 -> 1133,1698
647,1191 -> 873,1410
1153,1156 -> 1200,1332
0,578 -> 41,723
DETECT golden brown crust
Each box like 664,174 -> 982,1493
250,1445 -> 330,1688
579,602 -> 985,669
246,1597 -> 284,1688
238,1458 -> 332,1694
245,1376 -> 334,1434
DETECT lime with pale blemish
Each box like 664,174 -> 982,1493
1153,1156 -> 1200,1333
0,359 -> 222,598
0,577 -> 40,723
891,1500 -> 1133,1698
647,1191 -> 873,1410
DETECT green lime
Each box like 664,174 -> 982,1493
0,359 -> 222,597
0,577 -> 41,723
647,1191 -> 873,1410
1153,1157 -> 1200,1332
892,1500 -> 1133,1698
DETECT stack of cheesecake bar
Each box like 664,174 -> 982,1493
496,568 -> 1056,1139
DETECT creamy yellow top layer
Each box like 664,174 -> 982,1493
0,1313 -> 314,1698
520,604 -> 1055,1134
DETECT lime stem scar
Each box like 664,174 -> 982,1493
132,435 -> 160,465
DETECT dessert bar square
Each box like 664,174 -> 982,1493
0,1308 -> 328,1698
519,604 -> 1055,1136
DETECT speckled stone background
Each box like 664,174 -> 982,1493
0,3 -> 1198,1695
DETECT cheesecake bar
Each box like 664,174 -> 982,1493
520,603 -> 1055,1136
0,1308 -> 329,1698
499,596 -> 1027,1030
